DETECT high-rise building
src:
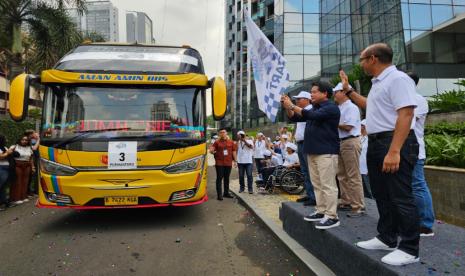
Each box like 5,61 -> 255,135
126,11 -> 155,44
224,0 -> 276,130
224,0 -> 465,129
319,0 -> 465,96
68,0 -> 119,42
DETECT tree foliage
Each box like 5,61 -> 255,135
0,0 -> 88,78
329,64 -> 372,96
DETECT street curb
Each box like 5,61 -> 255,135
230,186 -> 336,276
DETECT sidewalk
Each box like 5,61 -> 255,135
207,154 -> 335,275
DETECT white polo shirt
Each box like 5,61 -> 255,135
338,100 -> 361,138
253,139 -> 266,159
294,104 -> 312,142
237,139 -> 254,164
414,93 -> 428,160
366,65 -> 417,134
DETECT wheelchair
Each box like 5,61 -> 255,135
256,165 -> 305,195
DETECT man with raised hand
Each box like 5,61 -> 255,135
340,43 -> 420,266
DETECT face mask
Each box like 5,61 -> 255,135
31,139 -> 37,145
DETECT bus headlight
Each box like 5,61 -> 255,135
164,156 -> 204,174
40,158 -> 77,176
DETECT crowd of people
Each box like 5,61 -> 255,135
210,43 -> 435,266
0,130 -> 40,211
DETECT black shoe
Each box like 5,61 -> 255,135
346,211 -> 366,218
338,204 -> 352,211
315,217 -> 340,229
296,196 -> 310,202
238,189 -> 244,193
303,199 -> 317,206
248,190 -> 253,194
217,196 -> 223,201
223,194 -> 234,198
303,212 -> 325,222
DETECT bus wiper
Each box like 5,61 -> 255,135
53,128 -> 132,148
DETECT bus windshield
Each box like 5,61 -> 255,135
41,85 -> 205,148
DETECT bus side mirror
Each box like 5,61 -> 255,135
9,73 -> 32,122
210,77 -> 227,121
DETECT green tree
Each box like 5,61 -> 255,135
330,64 -> 372,96
0,0 -> 86,78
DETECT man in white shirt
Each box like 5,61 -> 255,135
340,43 -> 420,266
253,133 -> 266,173
333,83 -> 365,217
359,119 -> 373,199
292,91 -> 316,206
406,72 -> 435,237
236,131 -> 255,194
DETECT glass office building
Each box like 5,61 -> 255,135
320,0 -> 465,96
223,0 -> 465,129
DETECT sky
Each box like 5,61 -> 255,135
110,0 -> 225,115
111,0 -> 225,79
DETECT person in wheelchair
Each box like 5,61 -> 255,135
257,143 -> 300,187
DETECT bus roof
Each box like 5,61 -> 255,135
54,43 -> 205,75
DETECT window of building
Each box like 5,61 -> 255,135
284,33 -> 304,55
303,33 -> 319,54
434,33 -> 455,63
409,4 -> 432,30
284,0 -> 303,13
284,13 -> 302,32
303,13 -> 319,32
303,0 -> 319,13
243,30 -> 247,41
432,5 -> 453,26
237,22 -> 241,31
267,4 -> 274,18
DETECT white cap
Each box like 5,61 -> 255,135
237,130 -> 245,135
292,91 -> 311,100
333,82 -> 352,93
213,135 -> 218,139
286,142 -> 297,151
257,132 -> 264,137
281,134 -> 288,139
361,119 -> 367,126
263,150 -> 272,157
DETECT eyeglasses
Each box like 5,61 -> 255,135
359,55 -> 376,62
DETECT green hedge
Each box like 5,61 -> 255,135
0,118 -> 35,146
425,134 -> 465,168
428,80 -> 465,114
425,122 -> 465,137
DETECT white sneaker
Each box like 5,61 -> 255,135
23,198 -> 29,202
356,237 -> 396,251
14,200 -> 24,205
381,249 -> 419,266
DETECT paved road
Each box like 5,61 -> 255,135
0,167 -> 313,276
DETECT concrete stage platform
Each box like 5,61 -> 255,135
280,199 -> 465,276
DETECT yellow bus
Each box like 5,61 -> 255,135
9,43 -> 226,209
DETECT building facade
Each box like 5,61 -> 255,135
126,11 -> 155,44
68,0 -> 119,42
224,0 -> 276,130
223,0 -> 465,129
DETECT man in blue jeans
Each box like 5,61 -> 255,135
236,130 -> 254,194
292,91 -> 316,206
407,71 -> 435,237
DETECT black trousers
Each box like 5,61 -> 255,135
367,131 -> 420,256
215,165 -> 232,197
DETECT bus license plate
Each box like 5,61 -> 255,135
104,196 -> 138,206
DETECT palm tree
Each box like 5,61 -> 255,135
0,0 -> 87,79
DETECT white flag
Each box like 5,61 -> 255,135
244,10 -> 290,122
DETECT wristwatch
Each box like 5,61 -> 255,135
345,88 -> 354,97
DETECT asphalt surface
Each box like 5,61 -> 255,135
0,167 -> 313,276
